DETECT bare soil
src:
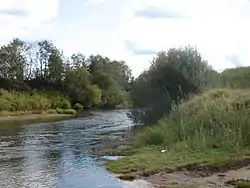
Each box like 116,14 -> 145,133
144,161 -> 250,188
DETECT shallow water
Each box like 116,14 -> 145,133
0,110 -> 150,188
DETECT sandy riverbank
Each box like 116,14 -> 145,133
144,160 -> 250,188
0,113 -> 75,125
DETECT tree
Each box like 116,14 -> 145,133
129,46 -> 215,125
84,84 -> 102,107
71,53 -> 86,68
64,66 -> 91,105
0,38 -> 133,109
0,38 -> 27,81
48,49 -> 64,85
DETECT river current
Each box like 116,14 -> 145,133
0,110 -> 149,188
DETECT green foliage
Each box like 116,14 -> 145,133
56,108 -> 76,114
220,67 -> 250,89
0,89 -> 71,112
129,46 -> 215,125
73,103 -> 83,110
46,109 -> 57,114
0,39 -> 133,111
84,84 -> 102,107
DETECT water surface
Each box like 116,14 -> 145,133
0,110 -> 149,188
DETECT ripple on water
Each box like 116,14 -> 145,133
0,110 -> 149,188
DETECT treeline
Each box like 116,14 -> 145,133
128,46 -> 249,125
0,39 -> 133,112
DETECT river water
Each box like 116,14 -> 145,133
0,110 -> 150,188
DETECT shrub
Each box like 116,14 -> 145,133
60,99 -> 71,109
62,109 -> 76,114
56,108 -> 76,114
46,109 -> 57,114
0,90 -> 71,113
73,103 -> 83,110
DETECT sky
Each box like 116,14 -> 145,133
0,0 -> 250,76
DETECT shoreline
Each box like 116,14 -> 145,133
95,130 -> 250,188
104,146 -> 250,188
0,113 -> 75,125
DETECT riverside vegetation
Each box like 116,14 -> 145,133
2,38 -> 250,186
105,47 -> 250,187
0,39 -> 133,117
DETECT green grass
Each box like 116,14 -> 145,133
105,144 -> 250,175
236,181 -> 250,188
105,88 -> 250,176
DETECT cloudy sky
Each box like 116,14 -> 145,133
0,0 -> 250,76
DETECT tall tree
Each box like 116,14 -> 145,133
0,38 -> 26,80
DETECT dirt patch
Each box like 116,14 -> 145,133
144,165 -> 250,188
177,158 -> 250,177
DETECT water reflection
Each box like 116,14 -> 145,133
0,110 -> 140,188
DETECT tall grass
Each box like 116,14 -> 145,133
134,89 -> 250,151
0,89 -> 72,112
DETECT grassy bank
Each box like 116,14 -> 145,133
0,108 -> 76,117
0,89 -> 77,117
105,89 -> 250,178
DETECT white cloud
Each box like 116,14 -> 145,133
110,0 -> 250,76
1,0 -> 250,77
0,0 -> 59,45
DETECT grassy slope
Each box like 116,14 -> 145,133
105,88 -> 250,176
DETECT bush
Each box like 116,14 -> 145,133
60,99 -> 71,109
46,109 -> 57,114
129,47 -> 216,125
73,103 -> 83,110
135,89 -> 250,150
0,90 -> 72,113
63,109 -> 76,114
56,108 -> 76,114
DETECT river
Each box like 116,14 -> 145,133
0,110 -> 150,188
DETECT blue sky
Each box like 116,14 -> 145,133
0,0 -> 250,76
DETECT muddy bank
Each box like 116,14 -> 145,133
0,113 -> 75,125
145,165 -> 250,188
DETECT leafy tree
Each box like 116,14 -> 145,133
64,66 -> 91,105
48,49 -> 64,85
0,38 -> 26,80
129,46 -> 215,125
71,53 -> 86,68
84,84 -> 102,107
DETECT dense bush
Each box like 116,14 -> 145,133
0,89 -> 72,112
129,47 -> 216,125
73,103 -> 83,110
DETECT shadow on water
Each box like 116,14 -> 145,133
0,109 -> 150,188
